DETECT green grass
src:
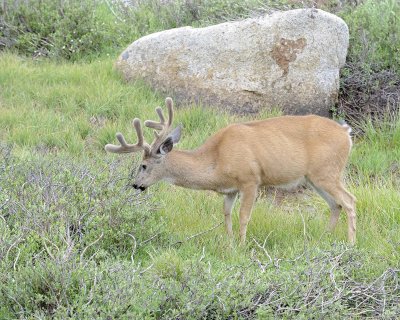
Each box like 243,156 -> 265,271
1,52 -> 400,318
1,0 -> 400,317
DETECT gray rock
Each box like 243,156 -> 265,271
116,9 -> 349,115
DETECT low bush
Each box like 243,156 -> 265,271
338,0 -> 400,120
0,0 -> 298,61
136,246 -> 400,319
0,143 -> 399,318
3,232 -> 399,318
341,0 -> 400,72
0,0 -> 133,60
0,144 -> 165,317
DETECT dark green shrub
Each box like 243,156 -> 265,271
0,0 -> 285,60
0,0 -> 128,60
341,0 -> 400,72
337,0 -> 400,121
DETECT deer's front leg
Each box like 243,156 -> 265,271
224,193 -> 237,237
239,185 -> 258,244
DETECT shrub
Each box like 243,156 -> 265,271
0,0 -> 285,60
0,0 -> 129,60
337,0 -> 400,121
341,0 -> 400,72
0,144 -> 165,317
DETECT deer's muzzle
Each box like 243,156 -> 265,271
133,184 -> 146,191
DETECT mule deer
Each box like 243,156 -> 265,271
105,98 -> 356,244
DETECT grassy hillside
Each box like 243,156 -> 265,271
1,0 -> 400,318
0,53 -> 399,318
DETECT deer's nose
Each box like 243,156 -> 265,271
133,184 -> 146,191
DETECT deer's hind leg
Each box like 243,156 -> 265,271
307,176 -> 356,244
307,179 -> 341,231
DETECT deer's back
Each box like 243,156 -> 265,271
210,115 -> 351,186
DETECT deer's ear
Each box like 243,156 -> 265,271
159,137 -> 173,155
169,125 -> 182,144
158,125 -> 182,155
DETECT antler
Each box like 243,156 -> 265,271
144,97 -> 174,141
105,97 -> 175,156
105,118 -> 151,154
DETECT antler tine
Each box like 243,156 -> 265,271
144,97 -> 174,134
165,97 -> 173,127
156,107 -> 166,124
104,118 -> 150,154
144,97 -> 174,139
132,118 -> 145,146
145,107 -> 165,131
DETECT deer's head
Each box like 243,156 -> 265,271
105,98 -> 181,191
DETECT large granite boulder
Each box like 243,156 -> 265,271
116,9 -> 349,115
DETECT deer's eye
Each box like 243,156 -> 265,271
141,164 -> 147,170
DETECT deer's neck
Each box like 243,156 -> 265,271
164,149 -> 218,190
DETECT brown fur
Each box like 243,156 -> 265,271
106,99 -> 356,244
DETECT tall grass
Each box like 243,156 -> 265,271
1,0 -> 400,314
1,51 -> 399,244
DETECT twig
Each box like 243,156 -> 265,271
13,247 -> 21,271
199,246 -> 206,262
139,263 -> 154,276
299,209 -> 307,250
0,197 -> 10,211
43,240 -> 56,260
172,222 -> 223,246
85,267 -> 98,307
29,232 -> 60,261
253,232 -> 273,264
80,232 -> 104,264
124,232 -> 137,263
5,293 -> 24,315
5,236 -> 24,262
140,230 -> 162,246
251,252 -> 266,272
